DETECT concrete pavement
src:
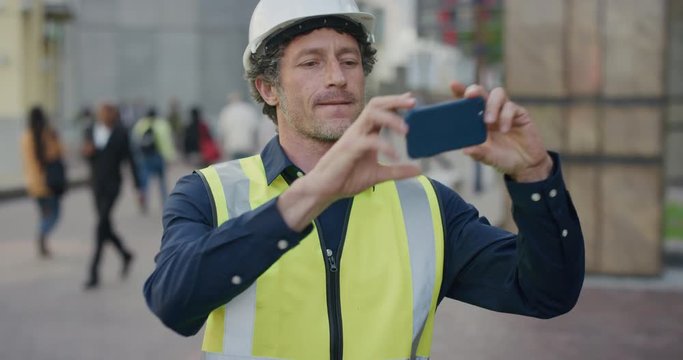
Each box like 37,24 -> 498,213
1,163 -> 683,359
0,164 -> 202,360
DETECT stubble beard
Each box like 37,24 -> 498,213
278,87 -> 361,143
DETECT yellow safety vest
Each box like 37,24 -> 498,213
197,155 -> 444,360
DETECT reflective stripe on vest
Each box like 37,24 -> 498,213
201,354 -> 431,360
198,156 -> 444,359
396,178 -> 436,358
201,354 -> 430,360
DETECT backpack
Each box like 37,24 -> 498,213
139,126 -> 157,155
45,159 -> 67,196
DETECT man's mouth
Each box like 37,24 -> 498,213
314,91 -> 356,107
317,101 -> 352,106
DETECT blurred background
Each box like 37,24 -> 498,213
1,0 -> 682,359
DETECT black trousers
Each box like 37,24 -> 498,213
88,185 -> 130,281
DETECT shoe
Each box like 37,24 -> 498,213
83,278 -> 99,290
38,247 -> 52,259
38,235 -> 51,259
121,252 -> 134,279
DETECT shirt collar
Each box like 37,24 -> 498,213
261,136 -> 300,185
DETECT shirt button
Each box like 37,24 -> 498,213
549,189 -> 557,198
531,193 -> 541,202
277,239 -> 289,250
561,229 -> 568,238
296,171 -> 304,178
231,275 -> 242,285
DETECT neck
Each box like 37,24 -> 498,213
278,126 -> 335,173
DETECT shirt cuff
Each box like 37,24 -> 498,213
241,197 -> 314,251
504,152 -> 567,211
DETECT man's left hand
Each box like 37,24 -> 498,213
450,81 -> 553,182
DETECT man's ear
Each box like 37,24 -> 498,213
255,78 -> 279,106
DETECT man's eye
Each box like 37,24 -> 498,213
342,60 -> 359,67
301,61 -> 318,68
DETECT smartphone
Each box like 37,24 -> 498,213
405,97 -> 487,158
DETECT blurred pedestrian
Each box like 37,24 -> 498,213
182,108 -> 200,164
20,106 -> 66,258
218,92 -> 260,159
132,107 -> 177,211
167,97 -> 184,145
184,106 -> 220,166
81,103 -> 142,290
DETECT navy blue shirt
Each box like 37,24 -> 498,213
144,138 -> 585,336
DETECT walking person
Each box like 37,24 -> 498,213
144,1 -> 585,358
167,97 -> 184,147
82,103 -> 141,290
20,106 -> 66,258
132,107 -> 177,211
182,107 -> 201,165
184,106 -> 220,166
218,92 -> 260,159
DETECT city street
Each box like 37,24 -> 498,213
1,164 -> 683,360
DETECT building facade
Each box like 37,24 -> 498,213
0,0 -> 72,192
61,0 -> 258,126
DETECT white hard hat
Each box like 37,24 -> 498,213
243,0 -> 375,72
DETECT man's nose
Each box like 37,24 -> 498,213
325,61 -> 347,87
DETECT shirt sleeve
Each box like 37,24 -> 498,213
143,173 -> 313,336
438,152 -> 585,318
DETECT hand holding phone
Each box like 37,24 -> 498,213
405,97 -> 487,158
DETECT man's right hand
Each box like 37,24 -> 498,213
278,93 -> 421,232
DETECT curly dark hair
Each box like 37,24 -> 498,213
246,17 -> 377,124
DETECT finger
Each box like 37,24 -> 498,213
367,92 -> 416,111
356,133 -> 395,156
353,94 -> 414,134
376,163 -> 422,183
464,84 -> 489,100
357,109 -> 408,135
485,87 -> 507,124
511,105 -> 532,127
449,81 -> 466,99
499,101 -> 517,133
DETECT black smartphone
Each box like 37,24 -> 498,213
405,97 -> 487,158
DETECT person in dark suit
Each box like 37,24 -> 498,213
81,103 -> 142,290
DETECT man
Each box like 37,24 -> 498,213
167,97 -> 184,142
82,103 -> 141,289
218,91 -> 261,160
132,107 -> 177,210
144,1 -> 584,359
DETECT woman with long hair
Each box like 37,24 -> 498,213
20,106 -> 65,258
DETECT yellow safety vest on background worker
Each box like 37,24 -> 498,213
197,155 -> 444,360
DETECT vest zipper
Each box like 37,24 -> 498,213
316,220 -> 343,360
326,249 -> 338,272
316,199 -> 353,360
326,247 -> 341,360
